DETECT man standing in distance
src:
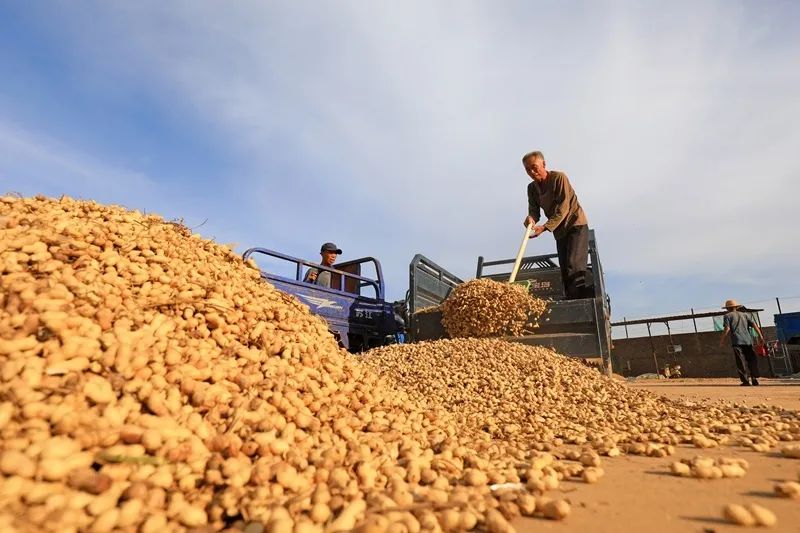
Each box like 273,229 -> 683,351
719,299 -> 765,386
522,151 -> 590,300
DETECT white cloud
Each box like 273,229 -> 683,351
3,1 -> 799,311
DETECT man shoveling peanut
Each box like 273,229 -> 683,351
522,150 -> 591,300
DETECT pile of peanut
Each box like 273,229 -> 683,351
440,279 -> 547,338
364,339 -> 800,529
363,338 -> 800,456
0,196 -> 575,533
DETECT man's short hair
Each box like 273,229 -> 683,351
522,151 -> 545,164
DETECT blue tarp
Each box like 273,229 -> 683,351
775,312 -> 800,345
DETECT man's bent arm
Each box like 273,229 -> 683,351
543,174 -> 571,232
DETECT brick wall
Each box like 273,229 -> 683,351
611,327 -> 777,378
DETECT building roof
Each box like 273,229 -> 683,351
612,308 -> 764,327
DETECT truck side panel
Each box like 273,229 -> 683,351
408,254 -> 462,340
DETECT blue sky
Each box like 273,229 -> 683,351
1,1 -> 799,337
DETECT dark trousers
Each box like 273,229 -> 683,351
732,345 -> 759,382
555,225 -> 589,300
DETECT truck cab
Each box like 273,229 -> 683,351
243,248 -> 402,351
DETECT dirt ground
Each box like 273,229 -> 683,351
632,378 -> 800,412
512,378 -> 800,532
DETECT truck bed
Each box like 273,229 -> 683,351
410,299 -> 608,358
407,229 -> 612,373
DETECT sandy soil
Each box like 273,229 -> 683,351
632,378 -> 800,412
512,378 -> 800,532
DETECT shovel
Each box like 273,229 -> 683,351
508,222 -> 533,283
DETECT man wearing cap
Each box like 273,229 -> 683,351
303,242 -> 342,288
522,150 -> 590,300
719,299 -> 765,386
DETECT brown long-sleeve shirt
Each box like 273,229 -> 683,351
527,170 -> 588,240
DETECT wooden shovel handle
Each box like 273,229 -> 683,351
509,222 -> 533,283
